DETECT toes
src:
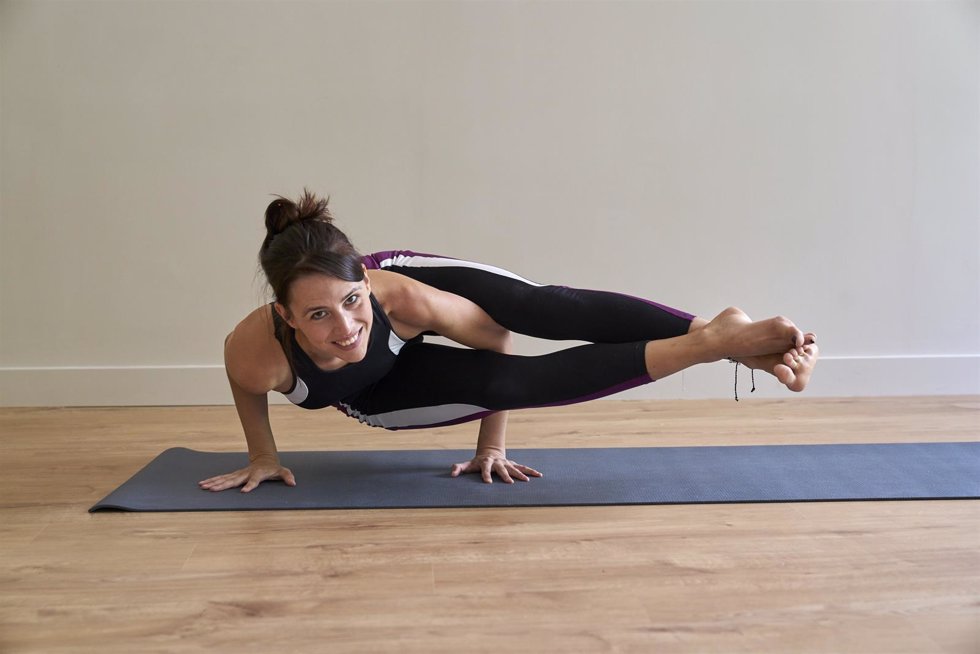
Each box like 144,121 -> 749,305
768,315 -> 803,348
785,345 -> 816,392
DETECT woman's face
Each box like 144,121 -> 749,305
277,272 -> 373,364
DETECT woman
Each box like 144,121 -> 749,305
199,190 -> 818,493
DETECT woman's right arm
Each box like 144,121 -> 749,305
197,327 -> 297,493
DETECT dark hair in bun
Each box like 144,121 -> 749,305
259,188 -> 365,313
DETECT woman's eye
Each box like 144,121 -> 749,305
345,294 -> 359,306
311,311 -> 326,320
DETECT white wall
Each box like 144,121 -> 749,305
1,0 -> 977,406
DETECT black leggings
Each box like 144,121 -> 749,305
339,251 -> 695,430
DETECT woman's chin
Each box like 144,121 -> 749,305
343,350 -> 368,363
333,343 -> 368,363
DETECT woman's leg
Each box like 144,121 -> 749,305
338,310 -> 816,431
337,339 -> 652,430
355,251 -> 667,430
366,252 -> 816,383
363,250 -> 695,343
356,251 -> 817,425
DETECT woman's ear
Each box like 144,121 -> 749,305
274,302 -> 295,329
362,265 -> 372,292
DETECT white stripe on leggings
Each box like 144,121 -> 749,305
338,401 -> 490,429
376,254 -> 542,287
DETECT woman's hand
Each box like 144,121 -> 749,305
450,448 -> 542,484
198,456 -> 296,493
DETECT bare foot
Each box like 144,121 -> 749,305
701,307 -> 805,360
735,334 -> 819,392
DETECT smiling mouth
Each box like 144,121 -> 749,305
333,327 -> 363,349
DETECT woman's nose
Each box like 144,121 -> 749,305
333,312 -> 354,335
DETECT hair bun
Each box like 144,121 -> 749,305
263,188 -> 334,246
296,188 -> 333,224
264,197 -> 299,238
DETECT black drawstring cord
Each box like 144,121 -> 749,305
729,358 -> 755,401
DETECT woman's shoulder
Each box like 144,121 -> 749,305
224,304 -> 293,394
366,269 -> 435,331
367,269 -> 427,314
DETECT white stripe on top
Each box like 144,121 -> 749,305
284,376 -> 310,405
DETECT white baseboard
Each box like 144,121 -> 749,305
617,354 -> 980,400
1,355 -> 977,407
0,365 -> 234,407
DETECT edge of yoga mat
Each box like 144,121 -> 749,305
90,442 -> 980,513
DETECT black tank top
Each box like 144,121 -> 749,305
270,294 -> 417,410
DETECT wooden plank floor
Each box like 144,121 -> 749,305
1,397 -> 978,653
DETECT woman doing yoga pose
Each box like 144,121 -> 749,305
199,190 -> 818,492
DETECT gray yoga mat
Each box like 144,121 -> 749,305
90,442 -> 980,512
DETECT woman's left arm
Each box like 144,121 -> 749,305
379,272 -> 542,484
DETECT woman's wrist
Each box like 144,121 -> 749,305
248,452 -> 280,465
